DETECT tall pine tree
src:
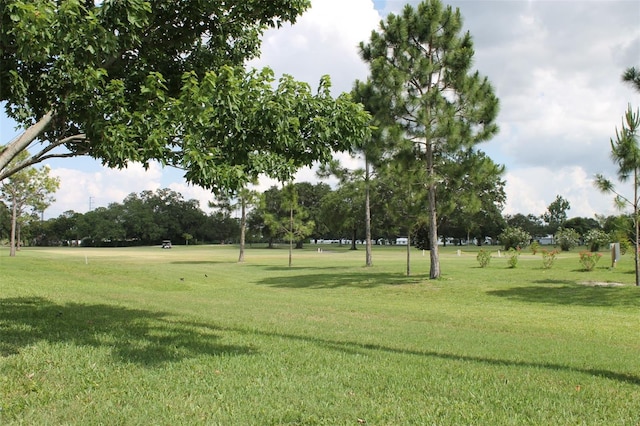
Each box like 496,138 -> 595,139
359,0 -> 499,278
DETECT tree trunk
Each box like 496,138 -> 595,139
238,198 -> 246,262
635,168 -> 639,286
406,233 -> 411,276
288,202 -> 293,268
426,143 -> 440,279
365,158 -> 373,266
351,227 -> 357,250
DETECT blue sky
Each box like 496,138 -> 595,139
2,0 -> 640,220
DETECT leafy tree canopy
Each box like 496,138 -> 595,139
1,0 -> 370,192
542,194 -> 570,234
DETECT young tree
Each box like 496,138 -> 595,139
1,1 -> 370,192
318,161 -> 371,252
359,0 -> 499,278
595,65 -> 640,285
211,187 -> 260,262
0,154 -> 60,255
293,182 -> 332,246
349,79 -> 395,267
263,183 -> 314,267
595,105 -> 640,285
542,195 -> 571,234
236,188 -> 260,262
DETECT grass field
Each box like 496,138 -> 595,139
1,244 -> 638,425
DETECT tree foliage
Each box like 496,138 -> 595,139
0,152 -> 60,255
359,0 -> 500,278
1,0 -> 370,193
32,188 -> 235,246
622,66 -> 640,93
563,216 -> 600,237
437,149 -> 505,244
542,195 -> 570,234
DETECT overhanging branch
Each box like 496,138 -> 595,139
0,133 -> 87,181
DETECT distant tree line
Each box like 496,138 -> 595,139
0,184 -> 633,253
0,188 -> 237,247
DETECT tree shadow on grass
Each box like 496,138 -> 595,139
532,279 -> 576,285
222,325 -> 640,387
487,285 -> 640,307
256,271 -> 424,288
249,264 -> 352,272
0,297 -> 254,364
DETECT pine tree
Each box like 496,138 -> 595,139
359,0 -> 499,278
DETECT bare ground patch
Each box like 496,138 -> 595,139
579,281 -> 626,287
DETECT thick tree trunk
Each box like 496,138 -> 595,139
426,144 -> 440,279
238,199 -> 246,262
365,158 -> 373,267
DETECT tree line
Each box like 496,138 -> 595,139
1,184 -> 634,254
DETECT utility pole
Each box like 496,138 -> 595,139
89,196 -> 94,211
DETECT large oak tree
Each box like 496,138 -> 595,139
1,0 -> 370,192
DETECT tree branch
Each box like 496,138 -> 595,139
0,133 -> 87,181
0,111 -> 55,174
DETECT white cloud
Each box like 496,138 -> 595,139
166,181 -> 216,213
503,166 -> 626,219
46,162 -> 163,218
248,0 -> 380,95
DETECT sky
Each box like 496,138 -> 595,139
1,0 -> 640,220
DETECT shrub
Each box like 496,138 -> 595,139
476,249 -> 491,268
541,249 -> 559,269
507,247 -> 520,268
499,227 -> 531,250
583,229 -> 609,252
579,251 -> 602,271
609,230 -> 631,255
530,241 -> 541,255
554,228 -> 580,251
620,238 -> 631,256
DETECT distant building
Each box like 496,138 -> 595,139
536,235 -> 555,245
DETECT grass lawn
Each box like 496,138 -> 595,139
1,244 -> 638,425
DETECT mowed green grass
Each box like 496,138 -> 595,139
1,244 -> 638,425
